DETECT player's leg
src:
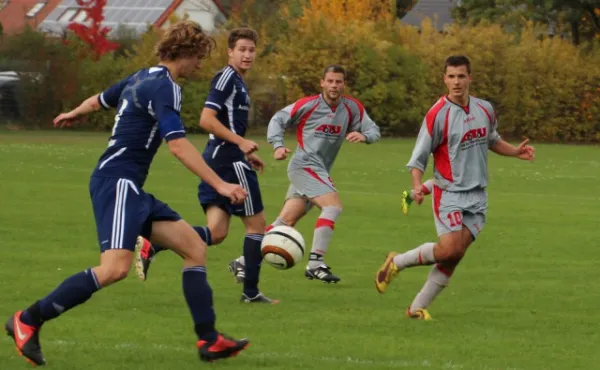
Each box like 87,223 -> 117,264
231,194 -> 309,283
266,185 -> 311,231
149,219 -> 248,362
135,185 -> 232,282
401,178 -> 434,215
406,226 -> 473,319
6,177 -> 139,365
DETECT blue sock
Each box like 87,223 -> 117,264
193,226 -> 213,246
153,226 -> 212,255
182,266 -> 217,342
21,268 -> 101,327
243,234 -> 263,298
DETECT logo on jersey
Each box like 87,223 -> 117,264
460,127 -> 487,149
315,124 -> 342,136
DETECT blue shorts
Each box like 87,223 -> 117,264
198,160 -> 264,217
90,176 -> 181,252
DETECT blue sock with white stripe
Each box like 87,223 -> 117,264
21,268 -> 101,328
243,233 -> 263,298
151,226 -> 213,255
183,266 -> 218,342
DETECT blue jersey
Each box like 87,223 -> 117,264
202,65 -> 251,166
92,66 -> 185,186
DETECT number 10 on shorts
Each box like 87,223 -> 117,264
447,211 -> 462,227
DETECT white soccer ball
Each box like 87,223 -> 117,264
261,225 -> 305,270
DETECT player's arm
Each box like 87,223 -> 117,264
267,103 -> 295,160
200,73 -> 258,154
154,83 -> 247,203
406,118 -> 438,203
486,105 -> 535,160
347,108 -> 381,144
53,76 -> 130,127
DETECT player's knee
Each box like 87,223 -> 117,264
210,229 -> 228,245
102,265 -> 130,284
320,205 -> 342,221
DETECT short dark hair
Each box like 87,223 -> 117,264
228,27 -> 259,49
444,55 -> 471,74
323,64 -> 346,79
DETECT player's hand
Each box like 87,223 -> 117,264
247,153 -> 265,174
217,182 -> 248,205
274,147 -> 291,160
412,187 -> 424,205
53,111 -> 79,128
238,139 -> 259,155
346,132 -> 366,143
515,138 -> 535,161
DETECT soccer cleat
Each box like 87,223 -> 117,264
240,292 -> 280,304
305,264 -> 340,283
406,307 -> 433,320
5,312 -> 46,366
228,259 -> 245,284
401,190 -> 413,216
375,252 -> 399,294
197,333 -> 249,362
134,236 -> 154,281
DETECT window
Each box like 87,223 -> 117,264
58,8 -> 77,22
72,9 -> 87,23
26,2 -> 46,17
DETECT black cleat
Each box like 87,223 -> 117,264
228,259 -> 245,284
305,264 -> 341,284
240,292 -> 280,304
197,333 -> 249,362
5,312 -> 46,366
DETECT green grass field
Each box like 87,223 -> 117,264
0,131 -> 598,370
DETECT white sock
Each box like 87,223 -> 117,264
393,242 -> 436,270
409,264 -> 451,313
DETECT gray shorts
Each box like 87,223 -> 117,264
432,186 -> 487,239
285,167 -> 337,212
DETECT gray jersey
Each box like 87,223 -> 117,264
267,94 -> 381,172
407,96 -> 501,192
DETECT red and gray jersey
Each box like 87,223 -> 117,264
267,94 -> 381,171
407,95 -> 501,192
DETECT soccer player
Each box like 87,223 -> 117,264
5,21 -> 250,366
375,55 -> 535,319
136,28 -> 277,304
229,65 -> 381,284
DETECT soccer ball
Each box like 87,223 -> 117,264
261,225 -> 305,270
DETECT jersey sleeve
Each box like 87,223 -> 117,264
98,74 -> 132,109
487,104 -> 501,147
406,109 -> 444,172
204,70 -> 234,112
267,103 -> 296,149
153,80 -> 186,142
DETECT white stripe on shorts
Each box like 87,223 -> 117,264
233,162 -> 254,216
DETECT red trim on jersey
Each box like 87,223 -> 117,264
303,168 -> 327,185
265,224 -> 274,232
477,102 -> 492,124
343,96 -> 364,122
433,185 -> 443,224
425,97 -> 446,136
293,96 -> 320,150
315,218 -> 335,230
432,108 -> 453,182
417,252 -> 423,265
343,102 -> 352,127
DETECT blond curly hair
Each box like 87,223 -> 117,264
155,20 -> 216,61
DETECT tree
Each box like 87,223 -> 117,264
68,0 -> 119,59
453,0 -> 600,45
